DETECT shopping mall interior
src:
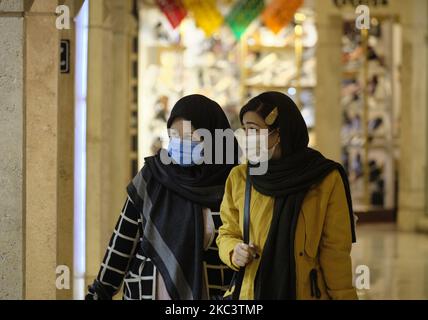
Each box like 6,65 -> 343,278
0,0 -> 427,300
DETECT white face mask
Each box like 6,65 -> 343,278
244,130 -> 279,164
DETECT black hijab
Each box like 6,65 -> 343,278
127,94 -> 240,300
240,92 -> 356,300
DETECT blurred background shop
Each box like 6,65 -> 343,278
0,0 -> 427,300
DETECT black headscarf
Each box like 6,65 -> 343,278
127,94 -> 240,300
241,92 -> 356,300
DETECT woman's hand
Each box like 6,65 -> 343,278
232,242 -> 259,267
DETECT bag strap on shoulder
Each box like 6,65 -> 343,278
232,167 -> 251,299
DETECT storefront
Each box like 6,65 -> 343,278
136,0 -> 426,221
137,0 -> 318,161
314,0 -> 427,228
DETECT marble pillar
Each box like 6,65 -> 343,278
85,0 -> 114,290
398,0 -> 428,232
0,0 -> 25,300
85,0 -> 134,297
24,0 -> 60,299
109,0 -> 134,237
0,0 -> 61,300
314,3 -> 342,162
56,0 -> 84,300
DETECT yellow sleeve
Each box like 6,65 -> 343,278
217,169 -> 242,272
319,170 -> 358,300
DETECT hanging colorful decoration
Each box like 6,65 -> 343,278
226,0 -> 265,39
155,0 -> 187,29
183,0 -> 223,37
262,0 -> 304,34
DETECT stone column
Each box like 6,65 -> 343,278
0,0 -> 26,300
0,0 -> 62,299
1,0 -> 134,299
0,0 -> 84,300
314,2 -> 343,162
24,0 -> 60,299
85,0 -> 134,295
56,0 -> 84,300
85,0 -> 114,289
109,0 -> 134,234
426,0 -> 428,223
398,0 -> 428,232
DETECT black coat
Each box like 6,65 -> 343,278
86,196 -> 232,300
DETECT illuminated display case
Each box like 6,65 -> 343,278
341,17 -> 401,213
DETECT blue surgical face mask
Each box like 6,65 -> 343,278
167,137 -> 204,167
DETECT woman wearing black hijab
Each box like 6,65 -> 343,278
86,94 -> 240,300
217,91 -> 357,300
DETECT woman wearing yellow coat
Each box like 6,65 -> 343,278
217,91 -> 358,300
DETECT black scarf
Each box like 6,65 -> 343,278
127,95 -> 240,300
243,92 -> 356,300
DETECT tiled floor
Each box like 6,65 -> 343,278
351,223 -> 428,300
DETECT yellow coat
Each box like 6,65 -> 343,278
217,164 -> 358,300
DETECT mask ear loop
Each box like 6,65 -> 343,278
269,132 -> 280,150
267,127 -> 281,163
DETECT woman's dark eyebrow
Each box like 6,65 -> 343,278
243,121 -> 262,127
